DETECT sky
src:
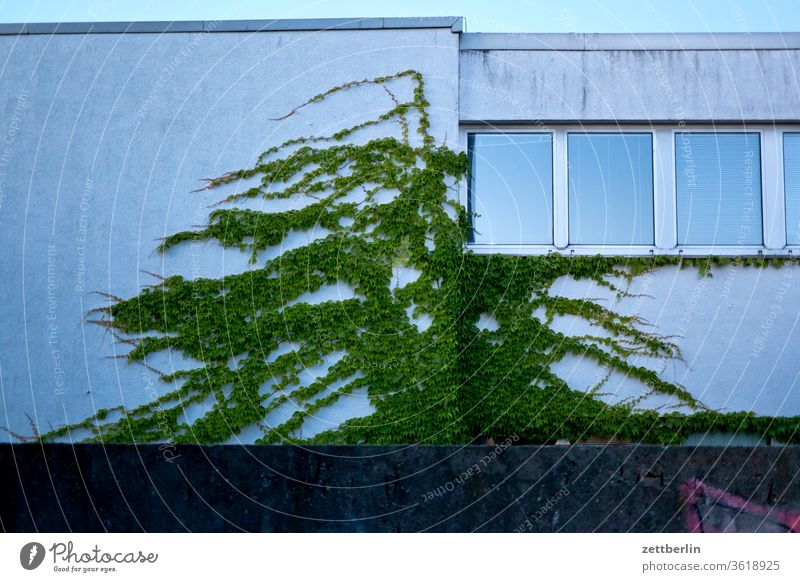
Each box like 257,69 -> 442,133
1,0 -> 799,33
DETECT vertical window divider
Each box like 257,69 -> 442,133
763,127 -> 786,250
553,128 -> 569,249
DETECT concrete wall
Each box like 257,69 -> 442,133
4,443 -> 800,532
0,26 -> 459,441
460,47 -> 800,122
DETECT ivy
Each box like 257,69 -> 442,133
39,71 -> 800,446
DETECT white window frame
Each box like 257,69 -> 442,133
461,124 -> 790,257
467,131 -> 555,246
781,130 -> 800,248
672,126 -> 773,252
566,129 -> 656,248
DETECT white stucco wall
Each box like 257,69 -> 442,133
0,27 -> 460,441
547,263 -> 800,418
2,25 -> 799,443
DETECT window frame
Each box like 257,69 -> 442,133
467,131 -> 555,246
782,131 -> 800,248
566,130 -> 656,247
461,124 -> 790,257
671,127 -> 767,249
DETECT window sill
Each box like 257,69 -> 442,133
466,244 -> 800,258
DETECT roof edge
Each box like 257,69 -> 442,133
460,32 -> 800,51
0,16 -> 465,36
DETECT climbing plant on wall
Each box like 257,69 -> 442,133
41,71 -> 800,445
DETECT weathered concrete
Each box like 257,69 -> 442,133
2,444 -> 799,532
460,32 -> 800,51
460,48 -> 800,122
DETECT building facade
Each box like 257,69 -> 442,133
1,18 -> 799,444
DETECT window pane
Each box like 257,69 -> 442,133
469,133 -> 553,244
676,132 -> 762,246
568,133 -> 654,245
785,133 -> 800,245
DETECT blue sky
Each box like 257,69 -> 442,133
1,0 -> 799,32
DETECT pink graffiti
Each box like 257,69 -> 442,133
680,479 -> 800,533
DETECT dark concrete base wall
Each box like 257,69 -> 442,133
2,444 -> 799,532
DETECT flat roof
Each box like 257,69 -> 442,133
1,18 -> 798,51
0,17 -> 464,35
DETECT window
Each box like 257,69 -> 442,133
466,126 -> 785,256
784,133 -> 800,245
568,132 -> 654,245
675,132 -> 762,246
468,133 -> 553,244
